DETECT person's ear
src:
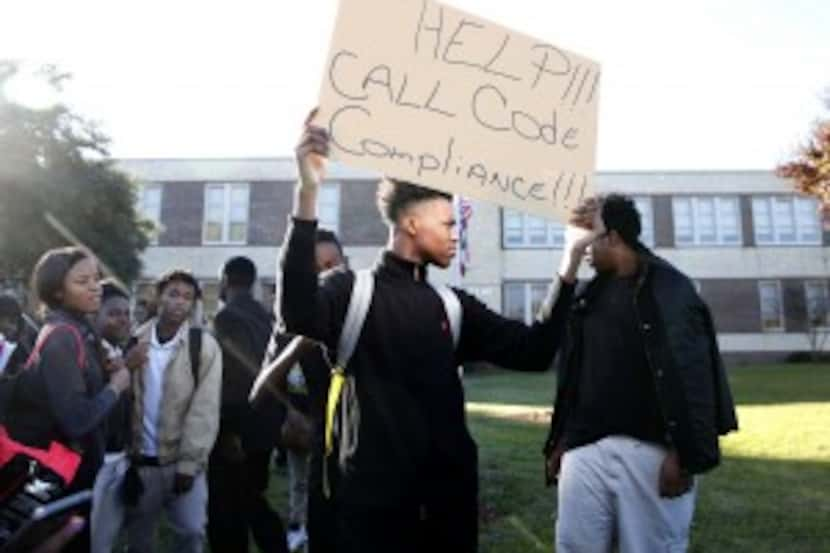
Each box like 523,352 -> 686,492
401,212 -> 418,237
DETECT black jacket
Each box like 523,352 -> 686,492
213,291 -> 274,451
544,251 -> 738,474
8,309 -> 117,489
280,218 -> 574,507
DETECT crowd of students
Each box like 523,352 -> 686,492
0,231 -> 354,553
0,116 -> 737,553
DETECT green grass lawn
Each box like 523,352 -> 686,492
463,363 -> 830,553
163,363 -> 829,552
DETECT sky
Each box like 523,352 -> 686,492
2,0 -> 828,171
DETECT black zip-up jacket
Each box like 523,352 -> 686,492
9,309 -> 117,488
544,251 -> 738,474
213,291 -> 274,451
280,218 -> 574,508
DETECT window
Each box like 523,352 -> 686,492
502,210 -> 565,248
752,196 -> 821,246
199,280 -> 221,321
758,280 -> 784,332
137,183 -> 163,244
317,182 -> 341,232
503,281 -> 550,324
805,281 -> 830,328
633,196 -> 654,247
673,196 -> 742,246
503,198 -> 652,248
203,183 -> 250,244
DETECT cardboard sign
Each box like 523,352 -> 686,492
316,0 -> 601,220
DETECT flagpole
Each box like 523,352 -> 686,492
453,195 -> 463,289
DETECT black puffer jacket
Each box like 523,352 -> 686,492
544,251 -> 738,474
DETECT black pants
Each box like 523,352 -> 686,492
307,452 -> 334,553
331,492 -> 478,553
207,448 -> 287,553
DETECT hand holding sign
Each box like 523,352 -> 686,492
296,109 -> 330,192
294,109 -> 332,221
316,0 -> 601,222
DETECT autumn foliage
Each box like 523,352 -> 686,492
777,118 -> 830,222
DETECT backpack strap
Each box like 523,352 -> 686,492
1,323 -> 86,427
335,269 -> 375,371
24,323 -> 86,372
189,327 -> 202,386
325,269 -> 374,465
429,283 -> 462,349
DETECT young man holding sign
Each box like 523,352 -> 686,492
277,115 -> 596,553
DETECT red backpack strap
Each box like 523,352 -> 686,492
24,323 -> 86,372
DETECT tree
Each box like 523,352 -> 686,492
0,61 -> 151,289
776,93 -> 830,224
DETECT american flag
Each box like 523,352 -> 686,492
457,196 -> 473,277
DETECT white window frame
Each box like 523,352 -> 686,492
752,196 -> 821,246
317,181 -> 341,233
758,280 -> 785,332
203,182 -> 250,245
137,182 -> 163,245
633,196 -> 655,247
672,196 -> 742,247
804,280 -> 830,329
502,209 -> 565,249
502,281 -> 550,324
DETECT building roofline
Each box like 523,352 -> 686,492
115,157 -> 775,174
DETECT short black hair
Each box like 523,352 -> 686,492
376,178 -> 452,225
315,229 -> 343,254
155,269 -> 202,299
0,293 -> 22,320
32,247 -> 94,310
222,256 -> 257,289
100,278 -> 129,303
601,194 -> 642,248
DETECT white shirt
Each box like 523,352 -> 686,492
0,338 -> 17,375
141,324 -> 183,456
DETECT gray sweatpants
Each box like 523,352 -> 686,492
555,435 -> 698,553
125,464 -> 208,553
91,453 -> 129,553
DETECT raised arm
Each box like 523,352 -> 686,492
279,110 -> 341,343
457,206 -> 598,371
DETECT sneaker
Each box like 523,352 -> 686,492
287,524 -> 308,552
